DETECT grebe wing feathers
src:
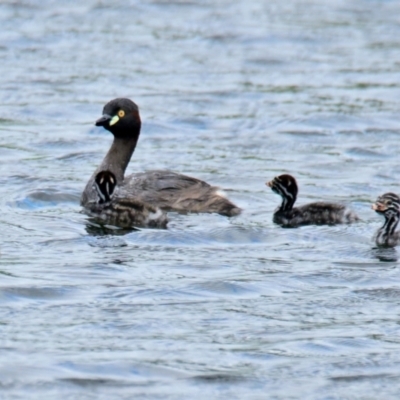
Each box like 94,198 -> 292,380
118,170 -> 241,216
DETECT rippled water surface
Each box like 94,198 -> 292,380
1,0 -> 400,398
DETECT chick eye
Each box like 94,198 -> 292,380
118,110 -> 125,118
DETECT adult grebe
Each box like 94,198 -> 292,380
81,98 -> 241,217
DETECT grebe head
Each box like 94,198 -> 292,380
267,174 -> 298,199
372,192 -> 400,218
95,98 -> 141,139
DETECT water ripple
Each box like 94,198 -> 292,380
1,0 -> 400,398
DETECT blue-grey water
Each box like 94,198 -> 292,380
1,0 -> 400,398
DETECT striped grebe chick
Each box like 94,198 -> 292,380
267,174 -> 359,227
372,192 -> 400,247
87,170 -> 168,229
81,98 -> 241,217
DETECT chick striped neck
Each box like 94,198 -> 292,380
275,183 -> 296,212
94,172 -> 116,204
377,211 -> 400,244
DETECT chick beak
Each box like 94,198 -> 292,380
95,114 -> 112,127
266,181 -> 273,188
372,202 -> 386,212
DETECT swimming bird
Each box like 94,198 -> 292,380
267,174 -> 359,227
87,170 -> 168,229
81,98 -> 240,217
372,192 -> 400,247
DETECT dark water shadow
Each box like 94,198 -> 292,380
85,220 -> 139,237
370,246 -> 398,262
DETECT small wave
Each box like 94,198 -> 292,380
13,189 -> 80,209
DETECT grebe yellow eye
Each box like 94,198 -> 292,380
118,110 -> 125,118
